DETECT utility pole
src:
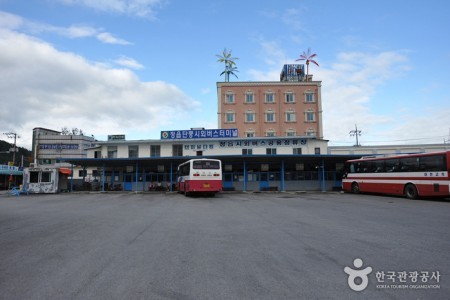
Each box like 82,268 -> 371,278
445,128 -> 450,144
349,124 -> 362,147
3,132 -> 20,166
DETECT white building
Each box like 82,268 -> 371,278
62,131 -> 344,192
328,144 -> 450,156
32,127 -> 96,167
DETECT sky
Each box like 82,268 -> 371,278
1,0 -> 450,149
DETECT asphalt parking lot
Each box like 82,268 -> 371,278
0,191 -> 449,300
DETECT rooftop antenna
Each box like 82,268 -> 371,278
296,47 -> 319,81
349,124 -> 362,147
216,48 -> 239,82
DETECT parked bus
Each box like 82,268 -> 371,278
177,159 -> 222,196
342,151 -> 450,199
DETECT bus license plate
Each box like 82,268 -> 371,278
203,183 -> 210,188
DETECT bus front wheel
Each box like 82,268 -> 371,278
351,182 -> 360,194
404,184 -> 418,200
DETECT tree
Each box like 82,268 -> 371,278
61,127 -> 70,135
61,127 -> 85,136
296,48 -> 319,80
216,48 -> 239,82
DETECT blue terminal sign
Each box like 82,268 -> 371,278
161,128 -> 238,140
39,144 -> 79,150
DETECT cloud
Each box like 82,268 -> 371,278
248,40 -> 450,145
62,25 -> 99,38
200,88 -> 210,95
0,11 -> 23,29
0,29 -> 198,148
97,32 -> 132,45
56,0 -> 166,19
317,51 -> 411,144
281,8 -> 304,31
0,10 -> 132,45
114,56 -> 144,69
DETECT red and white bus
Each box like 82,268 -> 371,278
342,151 -> 450,199
177,159 -> 222,196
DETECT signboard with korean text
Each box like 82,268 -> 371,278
161,129 -> 238,140
39,144 -> 79,150
0,164 -> 20,171
108,135 -> 126,141
181,138 -> 307,152
218,138 -> 307,148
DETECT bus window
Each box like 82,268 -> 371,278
373,160 -> 385,173
193,160 -> 220,170
399,157 -> 419,172
385,159 -> 400,172
419,155 -> 445,171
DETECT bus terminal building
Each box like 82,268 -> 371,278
55,64 -> 350,192
60,130 -> 355,193
26,64 -> 450,193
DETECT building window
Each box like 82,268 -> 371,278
245,130 -> 255,137
265,110 -> 275,122
265,92 -> 275,103
286,111 -> 296,122
245,92 -> 254,103
225,93 -> 235,104
107,146 -> 117,158
286,129 -> 296,136
225,111 -> 235,123
40,159 -> 52,165
128,145 -> 139,158
306,129 -> 316,136
266,148 -> 277,155
305,92 -> 315,103
29,171 -> 39,183
78,170 -> 87,177
172,144 -> 183,156
305,110 -> 315,122
285,92 -> 295,103
265,130 -> 276,137
150,145 -> 161,157
41,172 -> 51,183
293,148 -> 302,155
242,149 -> 253,155
315,147 -> 321,155
245,111 -> 255,123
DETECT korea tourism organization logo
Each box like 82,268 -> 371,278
344,258 -> 441,292
344,258 -> 373,291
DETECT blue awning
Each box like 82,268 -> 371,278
0,170 -> 23,176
